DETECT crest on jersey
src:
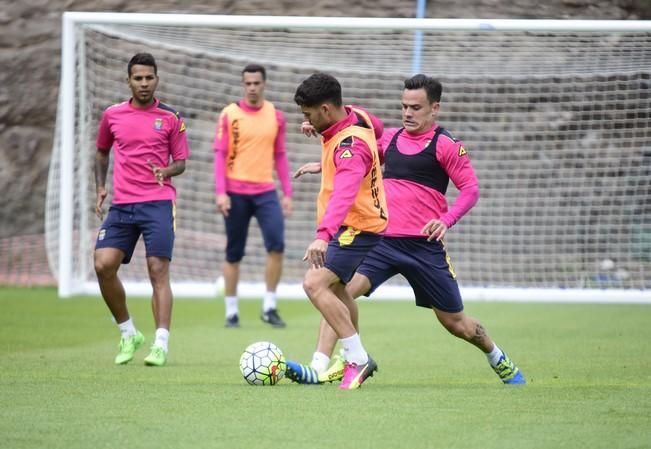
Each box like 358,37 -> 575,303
179,121 -> 186,133
458,146 -> 467,156
154,118 -> 163,130
339,149 -> 353,159
338,136 -> 354,159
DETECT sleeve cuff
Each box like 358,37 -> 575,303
316,230 -> 332,242
438,214 -> 455,229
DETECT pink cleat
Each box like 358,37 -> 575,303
339,356 -> 378,390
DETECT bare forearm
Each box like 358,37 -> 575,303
95,151 -> 109,189
163,160 -> 186,178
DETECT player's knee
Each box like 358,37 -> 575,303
266,250 -> 283,260
225,250 -> 244,263
147,258 -> 169,282
446,322 -> 471,339
302,272 -> 326,299
302,277 -> 317,298
94,256 -> 117,278
266,247 -> 284,256
439,315 -> 472,340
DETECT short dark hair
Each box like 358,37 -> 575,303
242,64 -> 266,81
404,74 -> 442,103
294,73 -> 343,108
128,52 -> 157,77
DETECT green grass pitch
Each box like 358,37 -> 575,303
1,286 -> 650,449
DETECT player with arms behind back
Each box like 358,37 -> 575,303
289,74 -> 525,385
213,64 -> 293,328
294,73 -> 388,390
94,52 -> 190,367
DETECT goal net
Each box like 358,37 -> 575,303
47,14 -> 651,301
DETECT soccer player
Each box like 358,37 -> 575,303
288,74 -> 526,385
293,73 -> 388,390
213,64 -> 293,328
94,52 -> 190,367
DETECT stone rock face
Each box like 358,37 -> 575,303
0,0 -> 649,238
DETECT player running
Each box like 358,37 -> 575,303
288,74 -> 525,386
294,73 -> 388,390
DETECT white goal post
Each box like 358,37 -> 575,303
48,12 -> 651,302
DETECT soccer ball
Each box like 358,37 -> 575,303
239,341 -> 286,386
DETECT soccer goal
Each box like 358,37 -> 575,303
47,13 -> 651,302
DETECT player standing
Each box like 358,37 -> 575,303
94,52 -> 190,367
214,64 -> 293,328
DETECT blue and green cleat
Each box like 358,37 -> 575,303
285,356 -> 345,384
285,360 -> 322,384
493,353 -> 525,385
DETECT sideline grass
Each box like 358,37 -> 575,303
1,286 -> 650,449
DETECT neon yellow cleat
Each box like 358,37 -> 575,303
318,355 -> 345,383
114,331 -> 145,365
144,345 -> 167,367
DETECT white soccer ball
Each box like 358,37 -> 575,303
599,258 -> 615,271
239,341 -> 286,386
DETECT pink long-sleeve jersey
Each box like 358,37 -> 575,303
379,125 -> 479,237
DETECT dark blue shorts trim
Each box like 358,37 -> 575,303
356,237 -> 463,312
223,191 -> 284,263
324,227 -> 382,284
95,200 -> 175,264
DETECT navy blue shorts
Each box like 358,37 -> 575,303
325,227 -> 383,284
95,200 -> 175,264
224,190 -> 284,263
356,237 -> 464,313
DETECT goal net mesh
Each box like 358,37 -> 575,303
46,20 -> 651,296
